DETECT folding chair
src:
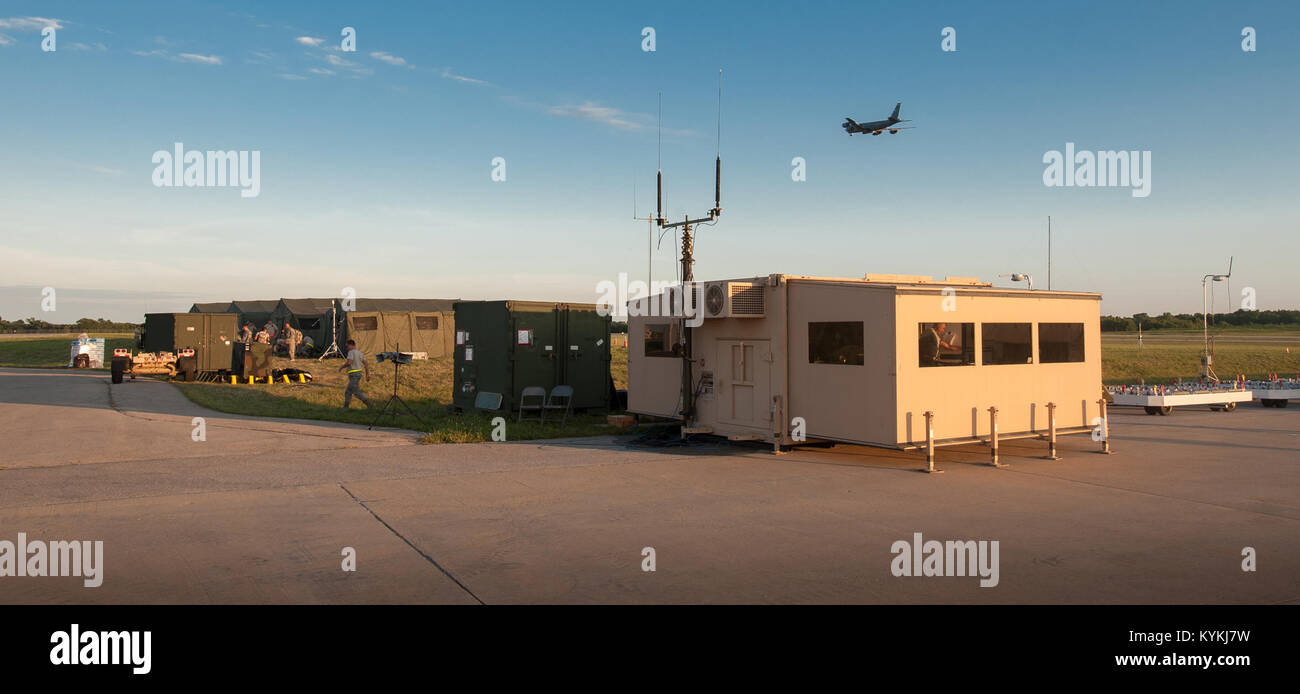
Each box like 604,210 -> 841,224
543,385 -> 574,424
518,386 -> 546,422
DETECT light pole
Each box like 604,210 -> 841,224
1200,257 -> 1234,381
1201,269 -> 1229,381
1000,273 -> 1033,290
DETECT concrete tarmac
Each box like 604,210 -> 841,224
1,367 -> 1296,604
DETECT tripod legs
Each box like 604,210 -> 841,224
368,393 -> 423,430
366,355 -> 424,430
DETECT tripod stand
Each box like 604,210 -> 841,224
318,304 -> 342,360
368,343 -> 424,430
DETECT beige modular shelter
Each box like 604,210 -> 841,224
345,298 -> 457,357
627,274 -> 1102,449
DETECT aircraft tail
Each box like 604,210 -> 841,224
890,102 -> 901,120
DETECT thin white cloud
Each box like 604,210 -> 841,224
308,67 -> 334,76
275,73 -> 308,80
177,53 -> 222,65
0,16 -> 64,31
440,68 -> 490,86
133,49 -> 222,66
547,102 -> 651,131
0,15 -> 62,45
314,52 -> 371,77
294,36 -> 323,47
370,51 -> 412,68
68,42 -> 107,51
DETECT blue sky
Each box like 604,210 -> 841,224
1,0 -> 1297,322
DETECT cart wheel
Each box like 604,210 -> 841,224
1260,399 -> 1275,408
1143,406 -> 1159,415
1279,400 -> 1289,408
1223,402 -> 1237,412
176,356 -> 197,382
1158,406 -> 1173,416
110,357 -> 127,384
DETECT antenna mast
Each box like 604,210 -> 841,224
653,70 -> 724,425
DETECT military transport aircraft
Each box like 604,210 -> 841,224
842,102 -> 914,136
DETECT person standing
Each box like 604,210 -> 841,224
338,339 -> 372,408
241,322 -> 253,345
284,322 -> 302,361
263,319 -> 278,343
919,322 -> 956,366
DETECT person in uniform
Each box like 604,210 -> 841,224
241,323 -> 253,345
338,339 -> 372,408
254,329 -> 271,345
284,323 -> 303,361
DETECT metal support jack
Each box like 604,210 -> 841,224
1043,401 -> 1061,460
988,406 -> 1008,467
923,410 -> 943,474
1095,398 -> 1112,454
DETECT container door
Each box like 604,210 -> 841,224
174,314 -> 204,353
201,316 -> 234,372
716,339 -> 772,429
562,307 -> 610,409
509,306 -> 560,409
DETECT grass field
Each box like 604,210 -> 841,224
0,334 -> 134,368
176,344 -> 632,443
1101,332 -> 1300,383
4,333 -> 1296,438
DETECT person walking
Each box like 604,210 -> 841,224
338,339 -> 372,408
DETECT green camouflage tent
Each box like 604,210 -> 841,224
345,298 -> 456,357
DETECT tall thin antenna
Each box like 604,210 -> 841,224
1047,216 -> 1052,291
656,91 -> 663,226
714,69 -> 722,215
648,72 -> 725,427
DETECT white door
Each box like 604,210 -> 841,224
716,340 -> 771,428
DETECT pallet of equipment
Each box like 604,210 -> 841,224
1108,386 -> 1251,415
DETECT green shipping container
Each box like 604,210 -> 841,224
142,312 -> 238,373
453,301 -> 611,412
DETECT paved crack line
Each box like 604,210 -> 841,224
337,482 -> 486,605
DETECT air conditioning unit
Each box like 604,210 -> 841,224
702,281 -> 765,319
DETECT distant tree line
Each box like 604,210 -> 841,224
1101,310 -> 1300,332
0,316 -> 140,333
